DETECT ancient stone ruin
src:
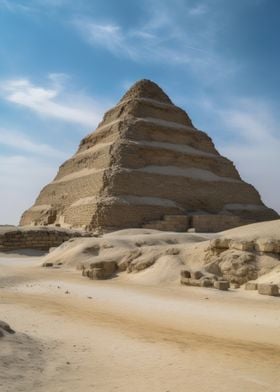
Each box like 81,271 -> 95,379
0,226 -> 87,251
20,79 -> 278,232
180,235 -> 280,295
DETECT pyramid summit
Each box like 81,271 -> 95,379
120,79 -> 173,104
20,79 -> 278,232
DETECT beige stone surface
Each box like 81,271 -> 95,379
200,220 -> 280,286
39,219 -> 280,287
258,284 -> 279,296
20,79 -> 278,232
0,226 -> 88,251
245,282 -> 258,290
214,280 -> 230,290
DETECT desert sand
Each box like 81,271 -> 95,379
1,226 -> 280,392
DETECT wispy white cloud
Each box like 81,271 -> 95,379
2,0 -> 235,83
0,0 -> 69,12
189,3 -> 209,16
0,155 -> 58,224
0,128 -> 64,158
72,1 -> 232,80
0,0 -> 33,12
0,72 -> 113,224
0,72 -> 112,224
0,75 -> 106,128
217,99 -> 278,144
34,0 -> 68,6
78,22 -> 137,59
47,72 -> 71,89
176,91 -> 279,214
194,97 -> 280,213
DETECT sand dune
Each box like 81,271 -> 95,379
1,220 -> 280,391
1,240 -> 280,391
42,220 -> 280,286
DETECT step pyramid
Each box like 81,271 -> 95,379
20,79 -> 278,232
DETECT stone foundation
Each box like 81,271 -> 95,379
0,227 -> 88,251
190,214 -> 253,233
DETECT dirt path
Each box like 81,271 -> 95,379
1,253 -> 280,392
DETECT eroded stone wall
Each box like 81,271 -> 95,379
0,227 -> 87,251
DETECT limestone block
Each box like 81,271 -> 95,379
82,268 -> 89,277
229,240 -> 254,252
255,239 -> 280,253
192,215 -> 247,233
164,215 -> 189,223
191,270 -> 203,279
209,238 -> 230,250
214,280 -> 229,291
181,277 -> 190,286
89,261 -> 117,277
200,278 -> 213,287
245,282 -> 258,290
181,277 -> 201,287
166,248 -> 180,256
180,270 -> 191,278
88,268 -> 106,280
274,241 -> 280,253
128,257 -> 156,272
44,262 -> 54,268
258,284 -> 279,296
189,278 -> 201,287
0,227 -> 85,251
230,283 -> 240,289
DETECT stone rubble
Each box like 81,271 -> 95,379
258,284 -> 279,296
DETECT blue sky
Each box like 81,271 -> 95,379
0,0 -> 279,224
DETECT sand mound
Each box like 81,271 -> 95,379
128,255 -> 184,285
43,229 -> 212,283
0,328 -> 47,391
42,221 -> 280,287
221,219 -> 280,241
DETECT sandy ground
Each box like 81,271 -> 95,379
1,251 -> 280,392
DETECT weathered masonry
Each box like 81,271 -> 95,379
20,80 -> 278,232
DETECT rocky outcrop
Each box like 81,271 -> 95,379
82,261 -> 118,280
201,236 -> 280,285
258,284 -> 279,296
20,79 -> 278,232
0,321 -> 15,338
180,269 -> 230,289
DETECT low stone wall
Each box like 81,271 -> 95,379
0,226 -> 88,251
190,214 -> 253,233
209,237 -> 280,254
143,214 -> 252,233
202,237 -> 280,286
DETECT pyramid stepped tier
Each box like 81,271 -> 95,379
20,79 -> 279,232
143,215 -> 189,232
